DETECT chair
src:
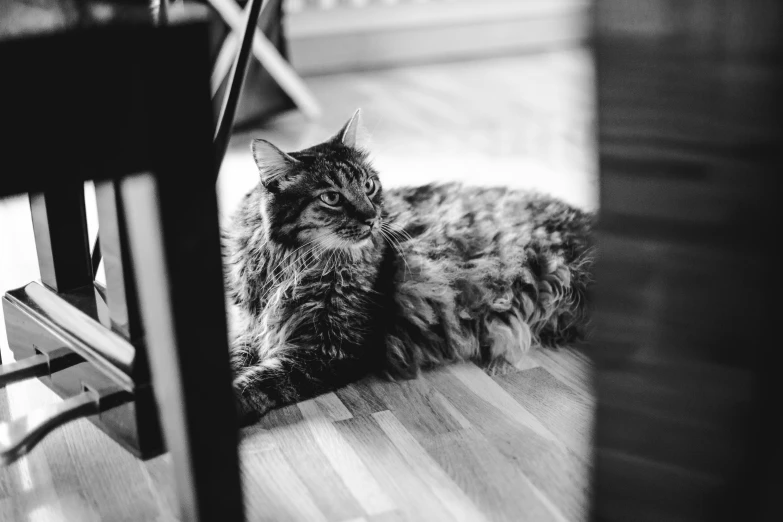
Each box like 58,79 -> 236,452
0,3 -> 246,520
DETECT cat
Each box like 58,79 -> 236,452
223,110 -> 594,424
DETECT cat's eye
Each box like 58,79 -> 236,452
320,192 -> 342,206
363,178 -> 376,195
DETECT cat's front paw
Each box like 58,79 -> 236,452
234,386 -> 274,426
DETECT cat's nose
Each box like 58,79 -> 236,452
363,217 -> 377,228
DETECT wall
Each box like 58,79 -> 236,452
282,0 -> 591,74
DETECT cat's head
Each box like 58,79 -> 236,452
251,109 -> 383,251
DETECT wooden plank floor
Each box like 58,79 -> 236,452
0,48 -> 595,521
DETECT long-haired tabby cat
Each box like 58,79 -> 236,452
224,110 -> 594,424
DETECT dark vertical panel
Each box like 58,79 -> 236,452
592,1 -> 783,521
29,188 -> 93,293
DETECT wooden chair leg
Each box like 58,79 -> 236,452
208,0 -> 321,120
119,16 -> 245,519
214,0 -> 266,169
94,180 -> 143,342
29,188 -> 93,294
122,172 -> 244,522
211,31 -> 239,97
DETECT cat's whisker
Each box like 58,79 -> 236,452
318,247 -> 329,284
390,236 -> 412,278
301,243 -> 324,278
271,243 -> 312,277
381,223 -> 408,251
382,220 -> 413,240
257,240 -> 324,307
278,233 -> 330,278
380,228 -> 410,280
266,238 -> 318,282
299,245 -> 323,275
382,227 -> 413,257
318,251 -> 330,286
393,230 -> 414,245
293,243 -> 322,284
383,221 -> 413,243
384,230 -> 415,280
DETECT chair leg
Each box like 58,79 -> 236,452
213,0 -> 267,169
29,188 -> 93,294
211,31 -> 239,97
208,0 -> 321,120
94,180 -> 143,342
122,172 -> 244,522
119,21 -> 246,516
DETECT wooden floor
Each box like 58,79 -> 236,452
219,47 -> 597,218
0,48 -> 596,521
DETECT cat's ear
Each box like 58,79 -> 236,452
251,139 -> 299,188
331,109 -> 368,150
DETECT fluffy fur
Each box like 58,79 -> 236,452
223,111 -> 594,424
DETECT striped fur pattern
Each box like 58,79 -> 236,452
224,111 -> 594,423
